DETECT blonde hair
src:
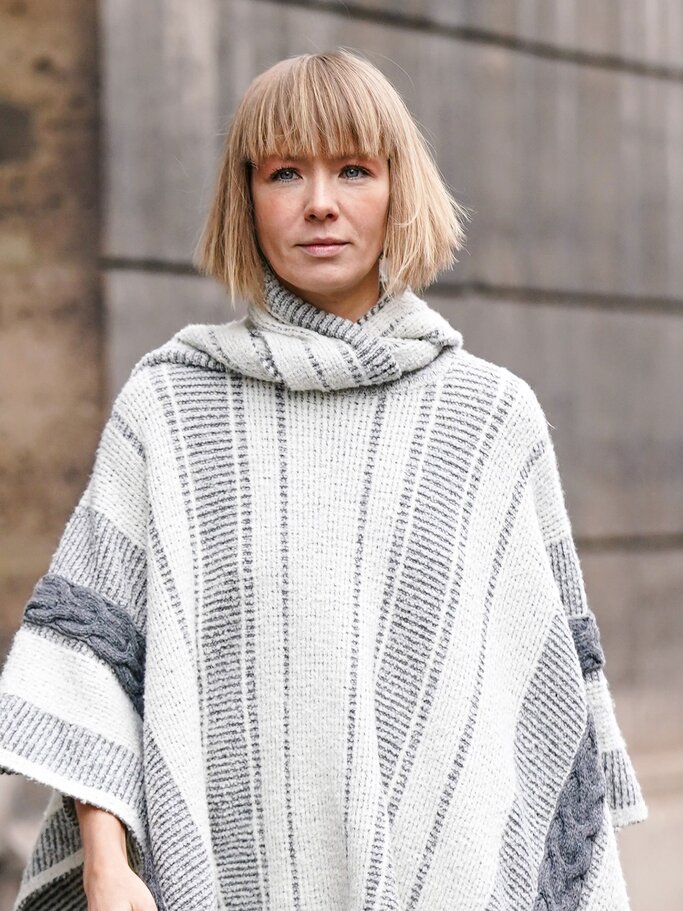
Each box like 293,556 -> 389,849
194,49 -> 471,309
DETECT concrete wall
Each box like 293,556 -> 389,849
1,1 -> 681,908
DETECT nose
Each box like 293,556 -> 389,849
303,173 -> 339,222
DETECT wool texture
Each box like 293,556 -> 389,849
0,266 -> 647,911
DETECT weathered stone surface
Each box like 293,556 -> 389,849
314,0 -> 683,70
0,2 -> 101,643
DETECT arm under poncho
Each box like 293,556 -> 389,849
0,371 -> 161,909
523,384 -> 648,833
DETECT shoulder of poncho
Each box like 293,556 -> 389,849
122,329 -> 226,399
445,347 -> 551,443
106,359 -> 168,452
131,322 -> 239,377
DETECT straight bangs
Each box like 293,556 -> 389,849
235,55 -> 394,167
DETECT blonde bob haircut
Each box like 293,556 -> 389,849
194,48 -> 471,310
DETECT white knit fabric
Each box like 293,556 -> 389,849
0,270 -> 647,911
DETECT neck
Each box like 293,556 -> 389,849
273,263 -> 383,323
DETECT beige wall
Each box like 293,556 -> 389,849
1,2 -> 681,909
0,0 -> 102,648
0,0 -> 102,903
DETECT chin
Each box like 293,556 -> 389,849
283,262 -> 368,291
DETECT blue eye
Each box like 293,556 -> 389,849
343,165 -> 369,179
270,168 -> 298,182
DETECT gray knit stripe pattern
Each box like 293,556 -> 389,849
0,269 -> 646,910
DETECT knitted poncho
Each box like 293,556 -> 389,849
0,266 -> 647,911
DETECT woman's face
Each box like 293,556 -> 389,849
249,153 -> 390,314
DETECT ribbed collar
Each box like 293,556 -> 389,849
140,264 -> 463,392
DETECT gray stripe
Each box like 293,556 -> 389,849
0,694 -> 145,814
138,344 -> 226,374
387,370 -> 516,826
143,729 -> 218,909
567,612 -> 605,676
303,340 -> 332,390
273,380 -> 302,909
15,864 -> 87,911
22,572 -> 145,717
485,795 -> 535,911
547,537 -> 588,618
338,342 -> 368,387
148,515 -> 193,657
24,803 -> 81,880
249,326 -> 286,383
363,792 -> 401,911
49,503 -> 147,631
110,408 -> 145,460
342,391 -> 389,908
150,365 -> 211,759
602,748 -> 640,810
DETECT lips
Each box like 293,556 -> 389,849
297,239 -> 349,258
298,239 -> 347,246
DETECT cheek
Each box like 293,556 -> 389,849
253,194 -> 291,241
359,190 -> 390,237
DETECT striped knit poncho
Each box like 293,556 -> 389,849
0,265 -> 648,911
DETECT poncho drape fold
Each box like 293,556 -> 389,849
0,270 -> 647,911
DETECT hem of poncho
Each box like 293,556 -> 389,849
0,749 -> 155,908
610,796 -> 649,831
0,751 -> 146,842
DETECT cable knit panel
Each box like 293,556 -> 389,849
533,712 -> 606,911
568,612 -> 606,676
22,572 -> 146,717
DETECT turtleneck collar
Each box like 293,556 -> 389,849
138,264 -> 464,392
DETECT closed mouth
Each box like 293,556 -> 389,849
298,241 -> 348,246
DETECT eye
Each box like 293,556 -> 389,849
342,165 -> 370,179
270,167 -> 299,182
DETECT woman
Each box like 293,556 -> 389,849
0,49 -> 647,911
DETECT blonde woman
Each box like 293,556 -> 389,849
0,50 -> 646,911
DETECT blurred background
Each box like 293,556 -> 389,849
1,1 -> 682,908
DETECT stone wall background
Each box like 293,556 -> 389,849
1,2 -> 682,908
1,0 -> 101,900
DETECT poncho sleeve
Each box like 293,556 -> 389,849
523,382 -> 649,833
0,369 -> 159,907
